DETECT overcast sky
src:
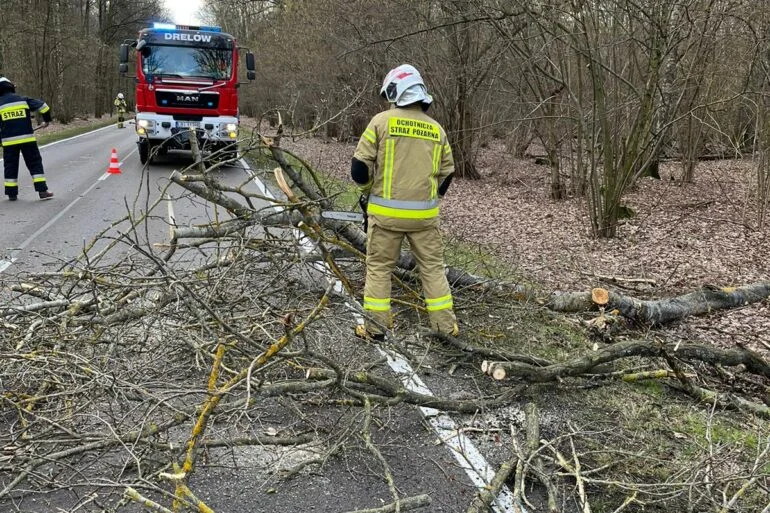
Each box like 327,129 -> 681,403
163,0 -> 203,25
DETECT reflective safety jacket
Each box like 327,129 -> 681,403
0,92 -> 51,147
354,105 -> 454,228
114,98 -> 127,113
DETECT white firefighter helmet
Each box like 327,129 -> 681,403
117,92 -> 124,99
379,64 -> 432,107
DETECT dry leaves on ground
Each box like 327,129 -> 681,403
272,130 -> 770,355
279,135 -> 769,292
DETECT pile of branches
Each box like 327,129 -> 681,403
1,129 -> 769,513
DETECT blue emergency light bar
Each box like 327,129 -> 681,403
152,22 -> 222,32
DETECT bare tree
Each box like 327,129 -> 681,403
0,0 -> 164,121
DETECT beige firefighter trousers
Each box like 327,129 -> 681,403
363,220 -> 456,335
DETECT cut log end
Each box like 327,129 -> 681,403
591,287 -> 609,306
481,361 -> 509,380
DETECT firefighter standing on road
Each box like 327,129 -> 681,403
114,93 -> 128,128
0,77 -> 54,201
352,64 -> 458,341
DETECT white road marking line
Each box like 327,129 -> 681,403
13,180 -> 102,259
0,146 -> 138,274
241,159 -> 521,512
385,353 -> 517,511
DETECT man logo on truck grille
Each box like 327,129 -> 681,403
176,94 -> 200,103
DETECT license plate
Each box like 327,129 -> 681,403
176,121 -> 200,128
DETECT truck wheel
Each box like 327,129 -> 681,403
138,139 -> 150,165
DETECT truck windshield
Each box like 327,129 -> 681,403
142,45 -> 232,80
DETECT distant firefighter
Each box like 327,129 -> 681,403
114,92 -> 128,129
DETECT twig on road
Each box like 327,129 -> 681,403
340,494 -> 432,513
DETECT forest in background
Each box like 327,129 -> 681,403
5,0 -> 770,237
202,0 -> 770,237
0,0 -> 165,120
2,3 -> 770,512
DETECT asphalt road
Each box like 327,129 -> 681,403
0,126 -> 522,513
0,126 -> 264,275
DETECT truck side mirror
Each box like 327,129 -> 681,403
245,52 -> 255,72
119,44 -> 129,64
119,63 -> 128,75
247,71 -> 255,81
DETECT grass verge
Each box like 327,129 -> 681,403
38,117 -> 119,146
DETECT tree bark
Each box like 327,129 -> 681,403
478,339 -> 770,383
548,283 -> 770,325
465,456 -> 517,513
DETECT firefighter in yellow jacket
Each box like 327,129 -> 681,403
114,93 -> 127,128
352,64 -> 458,341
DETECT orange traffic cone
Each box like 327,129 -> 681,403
108,148 -> 121,174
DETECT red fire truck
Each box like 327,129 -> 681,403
119,23 -> 254,165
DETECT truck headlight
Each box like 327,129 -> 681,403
220,122 -> 238,136
136,119 -> 155,135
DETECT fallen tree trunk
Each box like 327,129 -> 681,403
477,339 -> 770,383
548,283 -> 770,325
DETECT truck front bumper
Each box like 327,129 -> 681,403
134,113 -> 238,147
